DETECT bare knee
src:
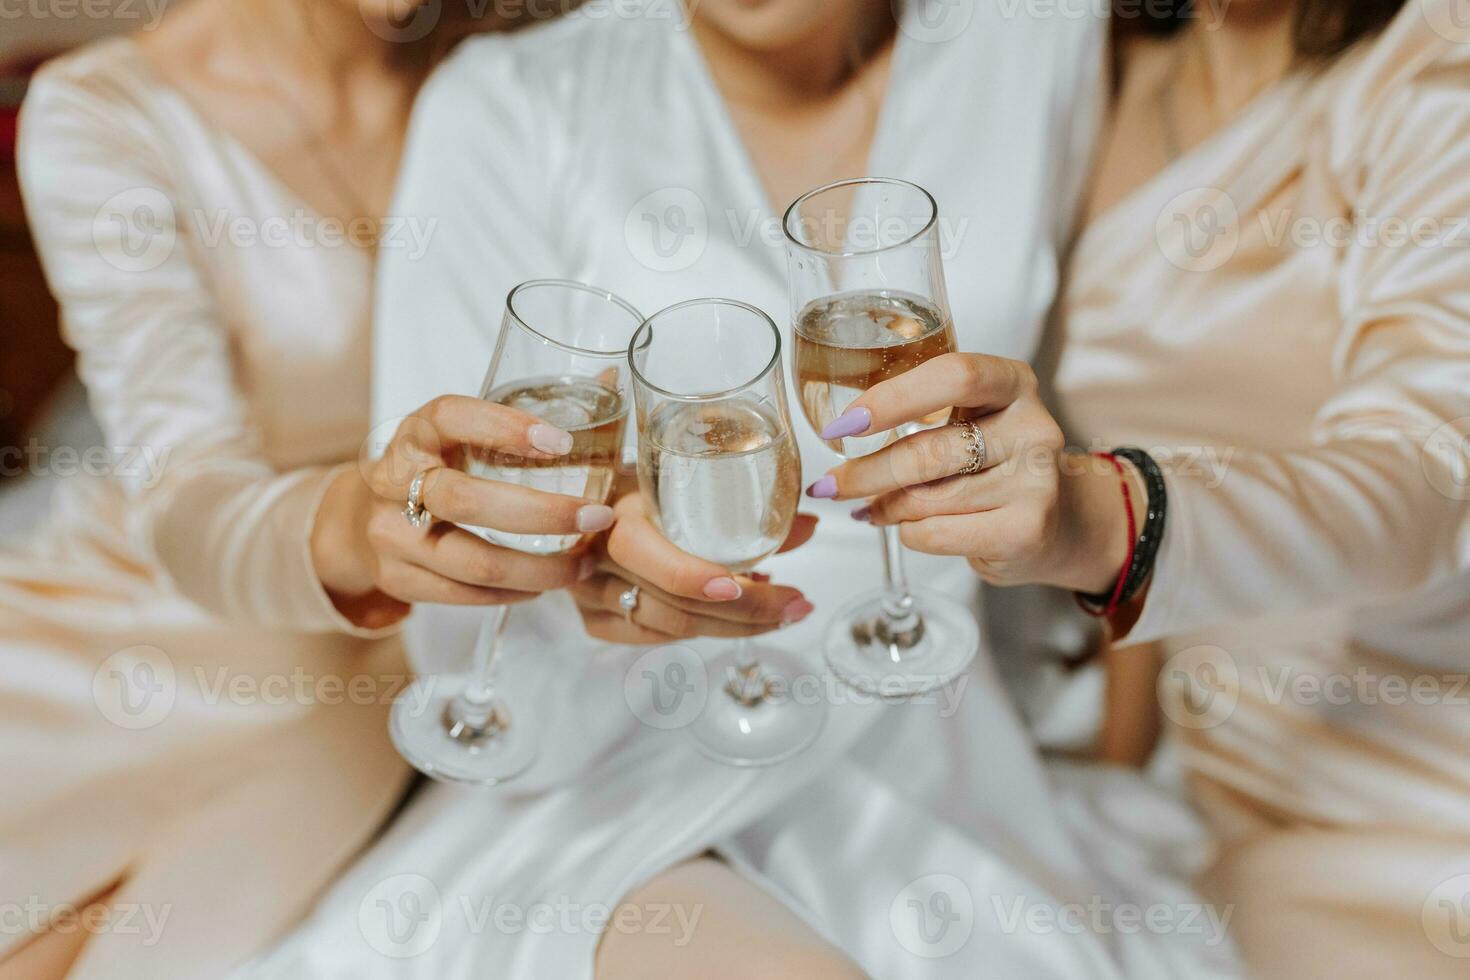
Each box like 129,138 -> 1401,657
595,857 -> 869,980
742,943 -> 869,980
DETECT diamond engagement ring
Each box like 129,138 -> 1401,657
618,585 -> 641,624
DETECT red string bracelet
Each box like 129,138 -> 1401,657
1077,452 -> 1136,619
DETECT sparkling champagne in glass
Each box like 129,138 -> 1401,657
389,280 -> 643,785
630,298 -> 825,766
783,178 -> 979,697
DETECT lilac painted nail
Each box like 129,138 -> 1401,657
805,475 -> 838,499
850,505 -> 871,523
819,406 -> 871,441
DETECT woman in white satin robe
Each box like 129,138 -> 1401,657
238,2 -> 1200,979
249,3 -> 1470,980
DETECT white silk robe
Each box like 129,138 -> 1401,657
241,4 -> 1238,979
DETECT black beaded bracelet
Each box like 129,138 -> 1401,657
1077,446 -> 1168,613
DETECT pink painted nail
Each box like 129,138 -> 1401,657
703,577 -> 742,600
529,423 -> 574,455
578,553 -> 599,581
806,475 -> 838,499
781,598 -> 815,623
819,406 -> 871,441
575,504 -> 615,532
850,505 -> 871,522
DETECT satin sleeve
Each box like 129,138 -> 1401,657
1124,61 -> 1470,644
16,69 -> 395,636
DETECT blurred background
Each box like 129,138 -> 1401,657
0,3 -> 146,535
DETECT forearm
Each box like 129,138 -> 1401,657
147,462 -> 406,635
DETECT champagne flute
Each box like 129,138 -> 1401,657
629,298 -> 826,766
782,177 -> 980,697
390,279 -> 643,784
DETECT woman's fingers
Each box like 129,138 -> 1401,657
577,610 -> 682,646
371,394 -> 576,500
864,470 -> 1008,525
817,416 -> 1018,501
606,496 -> 744,601
410,524 -> 591,592
896,505 -> 1056,562
573,575 -> 784,639
818,352 -> 1034,441
375,559 -> 546,606
414,468 -> 613,535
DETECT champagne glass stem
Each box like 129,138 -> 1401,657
879,525 -> 921,645
724,635 -> 768,707
453,606 -> 510,731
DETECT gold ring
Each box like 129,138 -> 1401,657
954,420 -> 987,476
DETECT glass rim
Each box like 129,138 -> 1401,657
781,176 -> 939,259
504,278 -> 646,358
628,297 -> 782,404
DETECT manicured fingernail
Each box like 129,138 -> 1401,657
750,572 -> 772,583
819,406 -> 871,441
529,423 -> 574,455
575,504 -> 615,532
782,598 -> 815,623
578,553 -> 598,581
703,577 -> 742,600
805,475 -> 838,499
850,505 -> 871,523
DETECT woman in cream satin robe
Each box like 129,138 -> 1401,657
0,2 -> 619,978
815,1 -> 1470,976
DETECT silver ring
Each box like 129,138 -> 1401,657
618,584 -> 641,625
955,420 -> 987,476
403,470 -> 432,527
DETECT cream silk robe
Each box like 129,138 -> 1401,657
1052,2 -> 1470,976
2,39 -> 411,980
238,5 -> 1243,980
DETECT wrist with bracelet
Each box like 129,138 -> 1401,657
1075,447 -> 1167,619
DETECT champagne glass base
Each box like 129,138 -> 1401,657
689,648 -> 827,767
824,590 -> 979,698
389,674 -> 538,785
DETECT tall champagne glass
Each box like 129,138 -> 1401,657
629,298 -> 825,766
390,280 -> 643,784
782,177 -> 980,697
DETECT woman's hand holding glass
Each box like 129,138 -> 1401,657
571,491 -> 818,645
814,351 -> 1141,595
312,394 -> 611,618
